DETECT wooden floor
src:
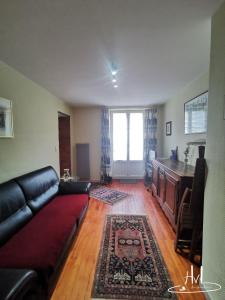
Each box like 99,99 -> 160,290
51,181 -> 205,300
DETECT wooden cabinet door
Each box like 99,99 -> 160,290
163,172 -> 179,229
151,162 -> 158,196
158,168 -> 165,207
150,159 -> 194,232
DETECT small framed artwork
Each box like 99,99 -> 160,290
0,97 -> 14,138
166,121 -> 172,136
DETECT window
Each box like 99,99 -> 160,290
129,113 -> 143,160
112,112 -> 143,161
112,113 -> 127,160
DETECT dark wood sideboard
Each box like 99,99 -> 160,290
151,159 -> 195,231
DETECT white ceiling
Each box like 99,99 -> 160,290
0,0 -> 223,107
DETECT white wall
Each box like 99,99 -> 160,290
202,2 -> 225,299
71,107 -> 101,181
0,61 -> 72,183
163,72 -> 209,165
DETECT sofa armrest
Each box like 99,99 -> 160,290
0,268 -> 42,300
58,181 -> 91,195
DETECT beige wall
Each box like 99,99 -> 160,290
71,107 -> 101,181
0,61 -> 73,183
203,2 -> 225,299
163,72 -> 209,165
71,106 -> 163,180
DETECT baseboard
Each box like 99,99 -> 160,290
90,180 -> 101,183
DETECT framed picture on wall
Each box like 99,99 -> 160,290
184,91 -> 208,134
166,121 -> 172,136
0,97 -> 14,138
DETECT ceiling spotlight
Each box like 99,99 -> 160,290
112,70 -> 117,76
114,85 -> 118,88
111,63 -> 118,76
112,78 -> 117,83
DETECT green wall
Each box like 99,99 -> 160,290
203,2 -> 225,300
0,61 -> 72,182
163,72 -> 209,165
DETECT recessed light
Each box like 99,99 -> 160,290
112,78 -> 117,83
112,70 -> 117,76
114,85 -> 118,88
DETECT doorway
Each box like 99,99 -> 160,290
111,110 -> 144,179
58,112 -> 71,177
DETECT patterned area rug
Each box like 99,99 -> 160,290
90,187 -> 129,205
92,215 -> 176,300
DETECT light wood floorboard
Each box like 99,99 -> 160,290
51,181 -> 205,300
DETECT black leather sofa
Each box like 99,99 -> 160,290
0,269 -> 41,300
0,166 -> 91,300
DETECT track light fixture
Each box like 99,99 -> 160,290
111,63 -> 117,76
111,64 -> 118,88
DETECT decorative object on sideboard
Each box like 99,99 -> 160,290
198,145 -> 205,158
0,97 -> 14,138
62,169 -> 70,181
184,91 -> 208,134
166,121 -> 172,136
185,139 -> 206,165
170,146 -> 178,161
184,145 -> 190,165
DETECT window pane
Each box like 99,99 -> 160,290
191,111 -> 207,133
113,113 -> 127,160
129,113 -> 143,160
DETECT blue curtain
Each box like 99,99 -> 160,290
144,107 -> 157,182
101,108 -> 111,181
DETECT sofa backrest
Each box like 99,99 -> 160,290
0,180 -> 33,245
16,166 -> 59,213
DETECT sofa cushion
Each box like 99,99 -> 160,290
15,166 -> 59,213
0,181 -> 33,246
59,181 -> 91,195
0,194 -> 88,276
39,194 -> 89,223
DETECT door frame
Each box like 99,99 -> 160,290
58,111 -> 71,177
